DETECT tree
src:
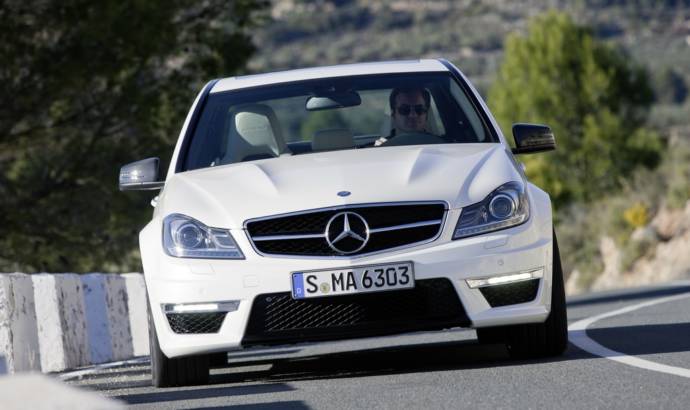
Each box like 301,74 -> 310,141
654,67 -> 688,105
488,11 -> 662,205
0,0 -> 269,272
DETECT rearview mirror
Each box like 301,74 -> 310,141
511,123 -> 556,155
119,157 -> 164,191
306,90 -> 361,111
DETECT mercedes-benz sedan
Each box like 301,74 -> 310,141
120,59 -> 567,387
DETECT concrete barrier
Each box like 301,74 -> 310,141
81,274 -> 114,364
122,273 -> 149,356
0,274 -> 41,373
0,272 -> 148,374
34,274 -> 90,372
103,274 -> 134,361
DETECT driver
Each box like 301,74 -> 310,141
375,87 -> 431,146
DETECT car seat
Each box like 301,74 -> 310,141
221,104 -> 291,164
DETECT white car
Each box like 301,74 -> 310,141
120,59 -> 567,387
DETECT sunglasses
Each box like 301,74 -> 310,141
396,104 -> 428,116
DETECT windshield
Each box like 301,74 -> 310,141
182,72 -> 496,171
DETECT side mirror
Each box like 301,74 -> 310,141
119,158 -> 164,191
511,123 -> 556,154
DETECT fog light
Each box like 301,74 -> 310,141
466,267 -> 544,289
162,301 -> 240,314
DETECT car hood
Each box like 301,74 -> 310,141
159,144 -> 523,229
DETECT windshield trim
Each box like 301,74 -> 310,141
175,79 -> 219,174
439,59 -> 500,144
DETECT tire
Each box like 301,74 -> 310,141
476,229 -> 568,359
149,308 -> 210,387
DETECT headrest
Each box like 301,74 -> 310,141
312,128 -> 355,152
224,104 -> 289,163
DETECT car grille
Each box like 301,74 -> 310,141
166,312 -> 227,334
479,279 -> 540,307
242,278 -> 470,346
245,202 -> 446,257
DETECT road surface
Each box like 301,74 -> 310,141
63,282 -> 690,409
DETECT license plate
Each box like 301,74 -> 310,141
291,262 -> 414,299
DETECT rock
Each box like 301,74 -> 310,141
629,229 -> 690,286
565,269 -> 582,295
650,201 -> 690,240
631,226 -> 657,243
591,236 -> 622,291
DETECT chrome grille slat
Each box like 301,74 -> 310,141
253,233 -> 326,242
368,219 -> 443,234
244,202 -> 447,257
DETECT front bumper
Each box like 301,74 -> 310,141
141,208 -> 554,358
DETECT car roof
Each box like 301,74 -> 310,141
211,59 -> 449,93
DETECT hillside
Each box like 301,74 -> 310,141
249,0 -> 690,129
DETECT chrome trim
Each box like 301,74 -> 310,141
250,219 -> 443,241
368,219 -> 442,234
325,211 -> 370,254
466,267 -> 544,289
244,200 -> 448,223
243,201 -> 449,259
252,233 -> 325,242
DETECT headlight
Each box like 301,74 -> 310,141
163,214 -> 244,259
453,181 -> 530,239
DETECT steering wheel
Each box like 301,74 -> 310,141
379,132 -> 448,146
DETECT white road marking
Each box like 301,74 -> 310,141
568,291 -> 690,378
58,357 -> 150,381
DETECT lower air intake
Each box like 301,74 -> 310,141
242,278 -> 470,346
166,312 -> 227,334
479,279 -> 540,307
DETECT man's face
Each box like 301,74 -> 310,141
392,91 -> 428,133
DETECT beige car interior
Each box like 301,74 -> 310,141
222,104 -> 291,163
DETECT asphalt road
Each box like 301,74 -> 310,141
64,281 -> 690,409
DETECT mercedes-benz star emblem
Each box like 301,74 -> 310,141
325,212 -> 370,254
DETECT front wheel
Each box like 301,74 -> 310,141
476,230 -> 568,358
149,309 -> 210,387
